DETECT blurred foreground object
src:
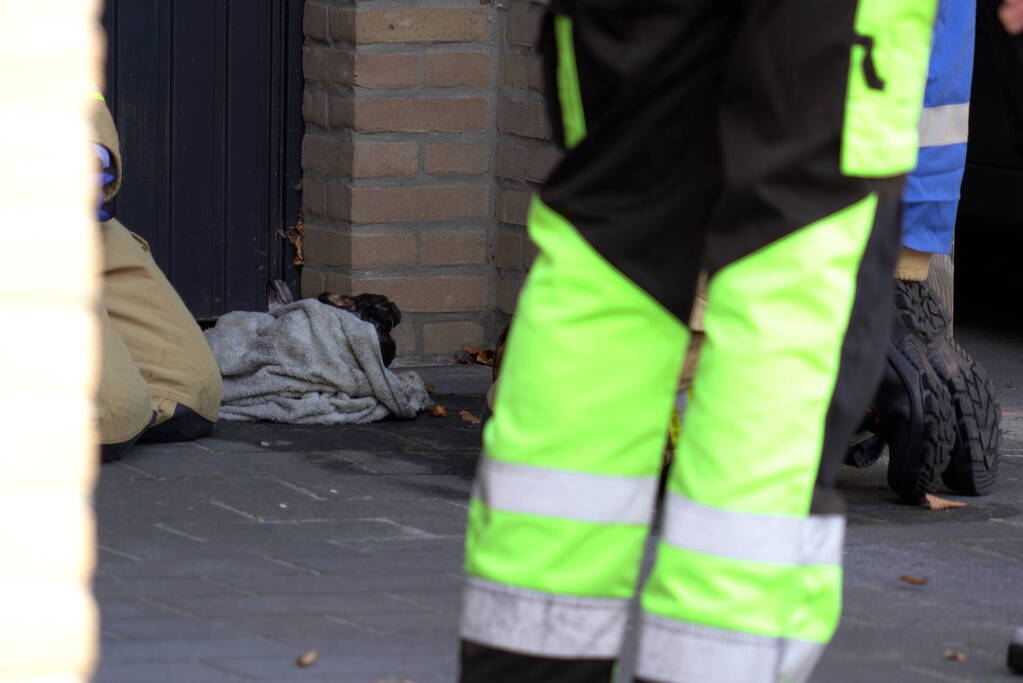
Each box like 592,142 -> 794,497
0,1 -> 102,681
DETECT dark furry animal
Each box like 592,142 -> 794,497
317,292 -> 401,367
265,280 -> 402,367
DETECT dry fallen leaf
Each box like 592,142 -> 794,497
426,384 -> 436,393
427,405 -> 449,418
943,649 -> 967,662
925,493 -> 967,511
296,650 -> 319,667
899,574 -> 929,586
278,218 -> 305,266
455,346 -> 496,366
459,410 -> 482,425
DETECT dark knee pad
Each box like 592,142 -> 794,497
140,404 -> 214,444
101,411 -> 155,462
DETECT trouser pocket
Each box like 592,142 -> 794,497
841,0 -> 938,177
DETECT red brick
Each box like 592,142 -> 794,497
354,53 -> 419,88
353,9 -> 490,44
422,322 -> 484,354
325,183 -> 350,221
304,2 -> 330,41
351,276 -> 488,313
351,141 -> 418,178
355,98 -> 489,133
323,272 -> 352,295
303,225 -> 350,266
301,135 -> 350,176
495,230 -> 523,269
505,6 -> 544,47
497,189 -> 531,226
496,273 -> 525,315
526,145 -> 561,183
391,322 -> 416,356
329,94 -> 354,128
350,233 -> 417,268
502,53 -> 530,89
303,46 -> 353,85
301,267 -> 326,298
528,55 -> 546,92
302,179 -> 327,217
498,97 -> 548,139
495,141 -> 526,180
303,89 -> 330,129
350,186 -> 489,223
425,143 -> 488,175
426,53 -> 490,87
420,231 -> 487,265
329,8 -> 355,44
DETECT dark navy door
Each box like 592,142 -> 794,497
101,0 -> 304,318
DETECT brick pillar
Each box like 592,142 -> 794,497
301,0 -> 498,362
494,0 -> 558,331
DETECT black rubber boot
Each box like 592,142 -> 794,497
893,281 -> 1001,495
1008,627 -> 1023,674
878,285 -> 956,504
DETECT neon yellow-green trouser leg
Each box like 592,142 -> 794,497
463,197 -> 687,658
638,194 -> 879,683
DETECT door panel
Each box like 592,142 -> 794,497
101,0 -> 303,318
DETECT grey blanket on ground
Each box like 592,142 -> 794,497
204,299 -> 429,424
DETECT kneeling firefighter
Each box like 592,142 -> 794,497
91,94 -> 222,461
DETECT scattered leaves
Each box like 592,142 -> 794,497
459,410 -> 482,425
296,650 -> 319,667
278,216 -> 305,266
455,346 -> 495,366
943,649 -> 967,662
427,405 -> 449,418
899,574 -> 929,586
925,493 -> 967,511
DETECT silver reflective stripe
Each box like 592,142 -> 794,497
472,455 -> 658,525
460,576 -> 628,658
661,492 -> 844,566
918,102 -> 969,147
637,613 -> 825,683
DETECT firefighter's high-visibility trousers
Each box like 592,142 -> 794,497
460,1 -> 938,682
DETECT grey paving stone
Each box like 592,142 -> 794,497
100,636 -> 294,664
94,577 -> 251,600
93,659 -> 251,682
91,344 -> 1023,683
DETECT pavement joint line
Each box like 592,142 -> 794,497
384,592 -> 445,615
201,576 -> 260,598
116,461 -> 164,481
263,477 -> 327,501
211,499 -> 263,522
138,596 -> 198,619
262,518 -> 358,525
325,453 -> 381,474
153,522 -> 210,544
899,663 -> 974,682
323,614 -> 387,635
992,517 -> 1023,528
947,539 -> 1020,560
195,658 -> 260,682
355,517 -> 441,539
443,499 -> 470,511
261,555 -> 322,576
98,544 -> 144,562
